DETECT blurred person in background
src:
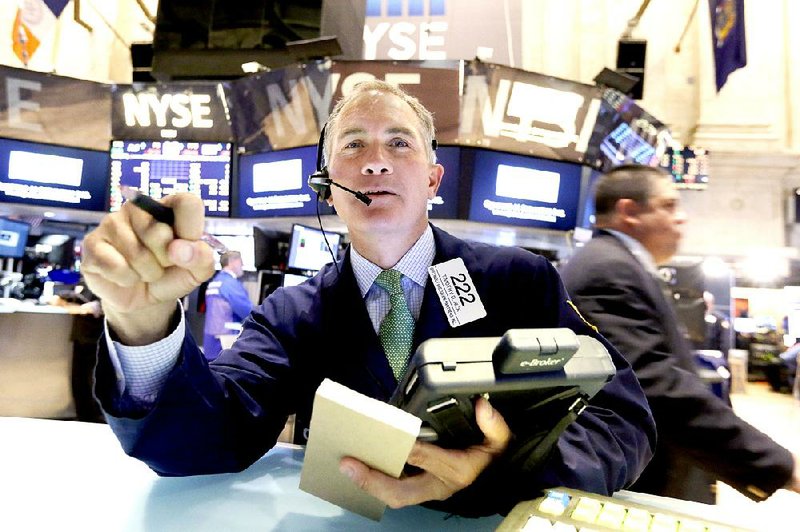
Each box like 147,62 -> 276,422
561,164 -> 800,503
202,250 -> 253,360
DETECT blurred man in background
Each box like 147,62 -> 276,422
561,164 -> 799,503
202,250 -> 253,360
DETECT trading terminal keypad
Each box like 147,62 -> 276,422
497,488 -> 753,532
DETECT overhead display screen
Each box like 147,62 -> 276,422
0,138 -> 109,211
235,146 -> 334,218
109,140 -> 231,217
467,149 -> 582,231
660,146 -> 710,190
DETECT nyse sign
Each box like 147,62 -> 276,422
0,65 -> 111,150
363,0 -> 448,60
458,63 -> 602,162
260,71 -> 425,142
363,21 -> 448,60
122,93 -> 214,129
228,61 -> 460,153
111,84 -> 232,142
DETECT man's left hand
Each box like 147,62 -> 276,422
338,397 -> 512,509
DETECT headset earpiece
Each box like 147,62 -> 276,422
307,125 -> 332,202
308,167 -> 332,201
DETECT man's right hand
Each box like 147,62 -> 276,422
81,193 -> 215,346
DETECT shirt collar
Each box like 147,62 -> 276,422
350,225 -> 435,297
604,229 -> 661,277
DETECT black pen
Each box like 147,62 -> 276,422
120,187 -> 229,255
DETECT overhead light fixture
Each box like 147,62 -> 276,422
241,61 -> 268,74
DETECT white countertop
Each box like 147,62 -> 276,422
0,417 -> 502,532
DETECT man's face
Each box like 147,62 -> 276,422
636,177 -> 687,264
326,91 -> 443,240
229,257 -> 244,277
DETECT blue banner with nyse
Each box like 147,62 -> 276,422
709,0 -> 747,92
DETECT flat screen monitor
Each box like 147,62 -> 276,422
236,146 -> 334,217
585,90 -> 672,172
0,217 -> 30,258
287,224 -> 341,272
0,138 -> 109,211
34,233 -> 75,269
660,146 -> 709,190
253,226 -> 290,271
109,140 -> 231,217
257,270 -> 284,302
428,146 -> 461,219
467,149 -> 582,231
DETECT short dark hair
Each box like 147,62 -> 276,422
594,164 -> 671,216
220,251 -> 241,268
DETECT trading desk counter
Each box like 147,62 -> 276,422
2,417 -> 793,531
0,302 -> 75,418
0,417 -> 503,531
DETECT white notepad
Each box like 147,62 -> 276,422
299,378 -> 422,521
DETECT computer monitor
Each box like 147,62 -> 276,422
660,146 -> 710,190
257,270 -> 284,302
584,90 -> 672,172
235,146 -> 335,217
109,139 -> 232,217
253,226 -> 290,271
466,149 -> 582,231
0,217 -> 31,258
287,224 -> 341,272
0,138 -> 109,211
34,234 -> 76,269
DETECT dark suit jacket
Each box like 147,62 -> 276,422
95,225 -> 656,516
561,230 -> 793,502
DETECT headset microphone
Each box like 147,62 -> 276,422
307,125 -> 372,206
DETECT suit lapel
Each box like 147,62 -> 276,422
323,252 -> 397,397
413,225 -> 473,345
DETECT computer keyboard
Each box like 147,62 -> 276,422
497,487 -> 753,531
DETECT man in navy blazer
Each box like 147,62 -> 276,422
561,164 -> 799,503
82,81 -> 656,516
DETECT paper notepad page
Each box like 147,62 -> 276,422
299,378 -> 422,521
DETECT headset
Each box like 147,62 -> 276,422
306,124 -> 438,206
306,124 -> 338,202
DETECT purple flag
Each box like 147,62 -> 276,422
709,0 -> 747,92
44,0 -> 70,18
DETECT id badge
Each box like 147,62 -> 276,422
428,258 -> 487,327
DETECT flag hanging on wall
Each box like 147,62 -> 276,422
709,0 -> 747,92
12,0 -> 70,66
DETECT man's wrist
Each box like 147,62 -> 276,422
104,300 -> 181,345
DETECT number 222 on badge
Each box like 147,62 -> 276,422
428,258 -> 487,328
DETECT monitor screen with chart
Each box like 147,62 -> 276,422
108,140 -> 231,217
